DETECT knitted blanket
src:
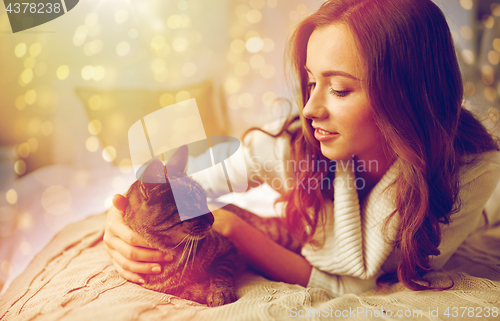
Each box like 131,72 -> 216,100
1,213 -> 499,321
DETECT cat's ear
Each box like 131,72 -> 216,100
139,159 -> 167,185
166,145 -> 189,175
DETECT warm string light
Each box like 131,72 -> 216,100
0,1 -> 498,252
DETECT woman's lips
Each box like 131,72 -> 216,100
314,128 -> 339,141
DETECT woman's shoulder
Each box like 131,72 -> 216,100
459,149 -> 500,187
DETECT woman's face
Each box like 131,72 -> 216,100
302,23 -> 388,164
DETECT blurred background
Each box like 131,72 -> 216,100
0,0 -> 499,291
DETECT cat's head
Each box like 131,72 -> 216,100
124,145 -> 214,249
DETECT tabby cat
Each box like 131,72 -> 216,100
123,145 -> 300,307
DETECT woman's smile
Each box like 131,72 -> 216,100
313,127 -> 340,141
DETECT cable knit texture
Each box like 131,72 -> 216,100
2,124 -> 500,319
192,124 -> 500,296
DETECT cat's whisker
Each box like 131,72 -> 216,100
179,236 -> 194,281
171,234 -> 190,250
186,236 -> 195,266
178,236 -> 191,269
191,237 -> 199,269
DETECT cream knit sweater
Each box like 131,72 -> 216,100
189,122 -> 500,297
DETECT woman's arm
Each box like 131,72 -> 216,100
104,194 -> 172,283
211,206 -> 312,287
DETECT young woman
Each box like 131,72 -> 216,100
104,0 -> 500,296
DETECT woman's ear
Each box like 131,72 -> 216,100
166,145 -> 189,175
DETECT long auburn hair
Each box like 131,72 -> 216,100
254,0 -> 500,291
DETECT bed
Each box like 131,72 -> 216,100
1,164 -> 500,321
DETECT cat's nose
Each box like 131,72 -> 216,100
202,213 -> 214,225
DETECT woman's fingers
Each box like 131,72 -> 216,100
112,194 -> 128,212
105,194 -> 175,280
104,230 -> 171,263
106,244 -> 164,275
106,206 -> 152,248
111,258 -> 144,284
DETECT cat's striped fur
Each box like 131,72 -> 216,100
123,146 -> 301,307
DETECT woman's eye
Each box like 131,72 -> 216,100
329,88 -> 350,98
307,82 -> 316,91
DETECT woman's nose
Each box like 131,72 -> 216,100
302,86 -> 328,120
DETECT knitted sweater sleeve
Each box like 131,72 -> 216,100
186,118 -> 292,199
306,150 -> 500,297
430,150 -> 500,268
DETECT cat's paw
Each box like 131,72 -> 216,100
206,289 -> 236,307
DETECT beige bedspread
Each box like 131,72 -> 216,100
1,213 -> 499,321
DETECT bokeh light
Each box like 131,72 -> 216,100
262,91 -> 277,107
102,146 -> 117,162
81,65 -> 95,80
267,0 -> 277,9
1,261 -> 12,275
483,15 -> 494,29
230,39 -> 246,54
27,138 -> 38,153
175,90 -> 191,102
14,160 -> 26,176
21,69 -> 34,84
86,136 -> 100,152
17,212 -> 33,231
247,10 -> 262,24
6,189 -> 17,205
173,37 -> 188,52
89,95 -> 103,110
225,77 -> 241,94
488,51 -> 500,65
238,93 -> 254,108
159,93 -> 175,107
119,158 -> 133,174
460,0 -> 473,10
73,26 -> 89,46
15,43 -> 27,58
484,87 -> 497,102
461,50 -> 475,65
246,37 -> 264,53
57,65 -> 70,80
88,119 -> 102,135
29,43 -> 41,57
116,42 -> 131,57
20,240 -> 32,256
18,143 -> 30,158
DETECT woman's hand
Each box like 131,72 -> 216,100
103,194 -> 173,283
208,203 -> 311,286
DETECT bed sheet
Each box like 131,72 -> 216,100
0,164 -> 281,295
1,212 -> 499,321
